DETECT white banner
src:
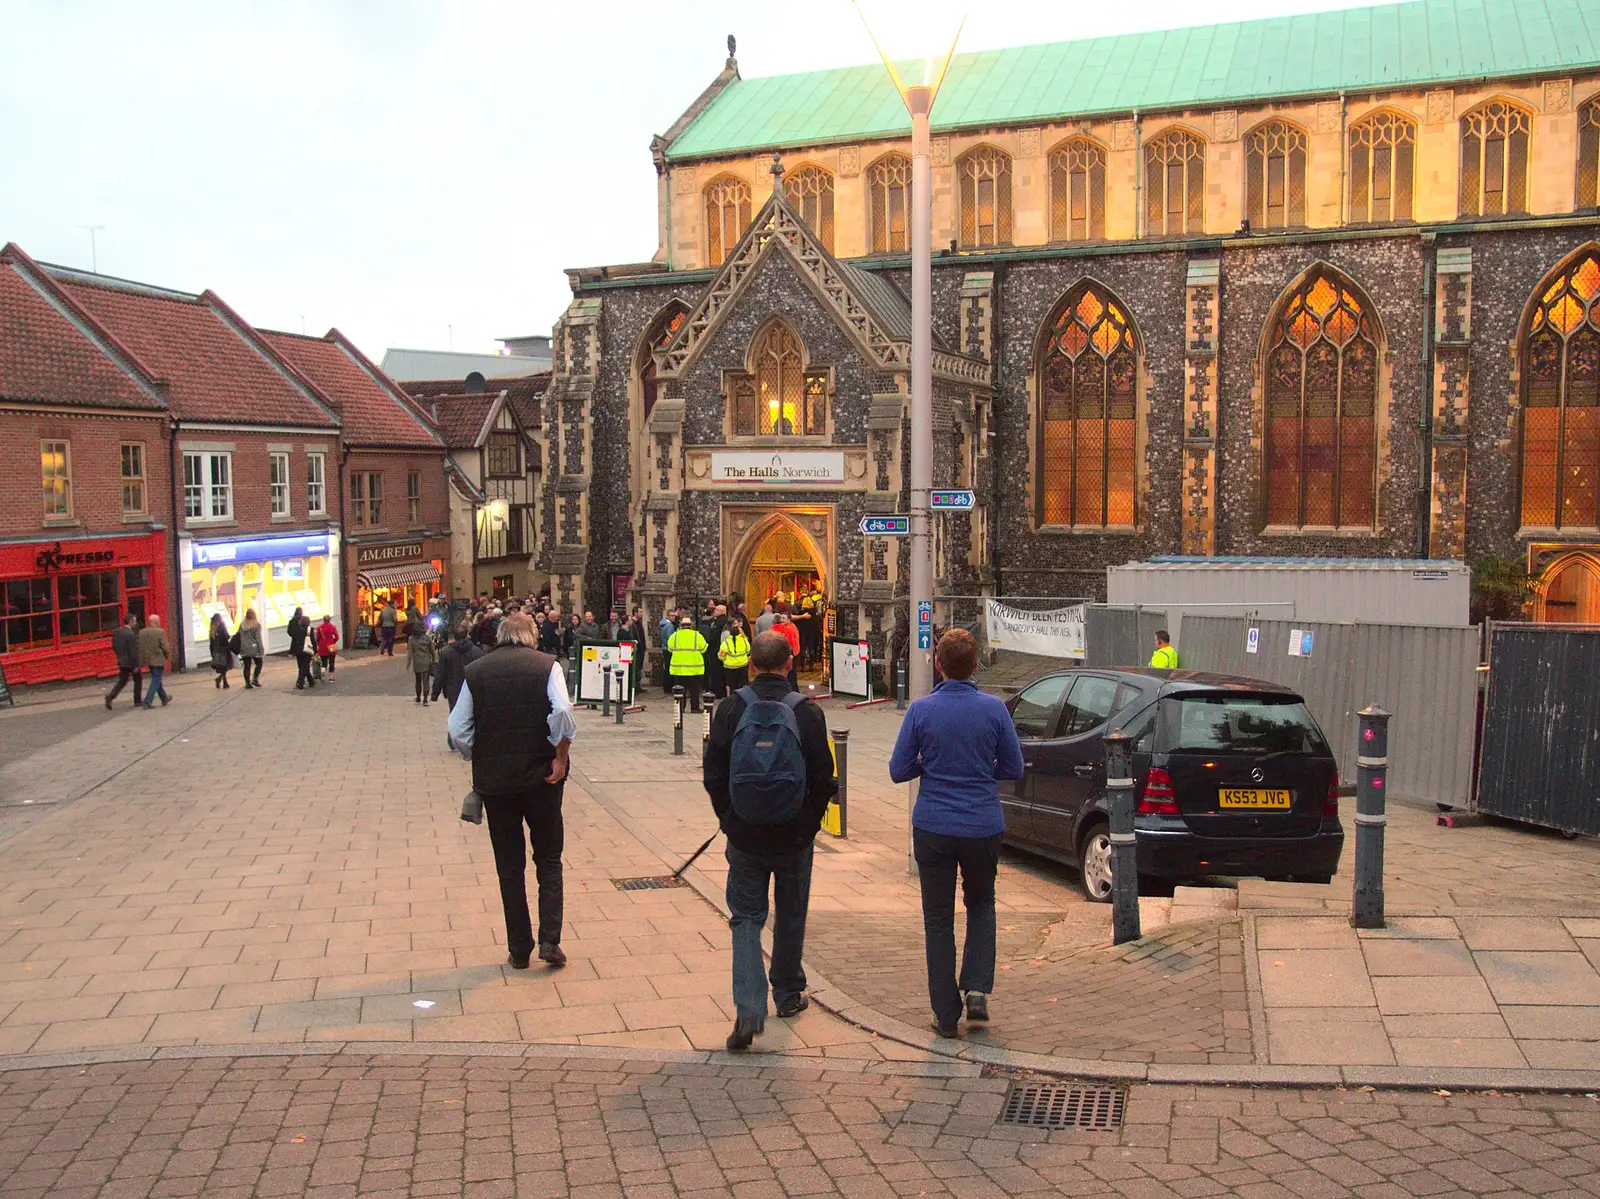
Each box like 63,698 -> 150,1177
985,599 -> 1086,659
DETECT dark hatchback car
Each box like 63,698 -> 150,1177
998,668 -> 1344,900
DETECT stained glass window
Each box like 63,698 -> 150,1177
704,174 -> 752,267
1263,271 -> 1380,529
1144,130 -> 1205,236
867,153 -> 911,253
957,146 -> 1012,249
1460,99 -> 1531,217
639,304 -> 688,422
1522,251 -> 1600,529
784,165 -> 835,253
1579,97 -> 1600,209
1036,286 -> 1138,528
1049,138 -> 1107,242
1246,120 -> 1308,229
1348,111 -> 1416,224
732,323 -> 826,438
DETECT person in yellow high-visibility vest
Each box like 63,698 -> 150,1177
1150,629 -> 1178,669
719,615 -> 752,693
668,616 -> 709,712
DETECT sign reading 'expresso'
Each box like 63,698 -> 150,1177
710,451 -> 846,485
34,543 -> 117,572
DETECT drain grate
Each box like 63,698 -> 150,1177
611,875 -> 690,892
998,1083 -> 1125,1131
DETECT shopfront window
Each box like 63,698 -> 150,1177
2,579 -> 54,653
183,452 -> 232,521
190,551 -> 329,641
0,564 -> 150,657
57,571 -> 121,642
307,452 -> 326,516
41,441 -> 71,519
121,442 -> 146,516
269,452 -> 290,517
408,471 -> 421,524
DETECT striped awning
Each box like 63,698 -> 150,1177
357,562 -> 440,590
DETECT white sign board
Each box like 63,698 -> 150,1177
709,451 -> 846,485
984,600 -> 1087,659
829,637 -> 871,700
1286,629 -> 1314,658
1246,627 -> 1260,654
578,642 -> 633,705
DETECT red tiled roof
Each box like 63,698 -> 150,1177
0,246 -> 165,411
48,268 -> 338,428
261,329 -> 442,449
427,393 -> 500,449
502,373 -> 548,432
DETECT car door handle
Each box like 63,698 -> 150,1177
1073,764 -> 1097,777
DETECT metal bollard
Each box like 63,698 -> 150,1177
614,667 -> 625,725
895,659 -> 908,710
830,727 -> 849,838
673,686 -> 684,756
601,666 -> 612,718
1352,705 -> 1390,930
1104,730 -> 1140,945
702,699 -> 713,754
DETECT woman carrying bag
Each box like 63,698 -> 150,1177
407,620 -> 439,705
209,612 -> 235,689
236,609 -> 264,688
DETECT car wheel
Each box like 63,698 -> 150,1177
1078,824 -> 1114,903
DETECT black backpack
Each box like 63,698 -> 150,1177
728,688 -> 808,824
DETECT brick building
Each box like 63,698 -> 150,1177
536,0 -> 1600,676
261,330 -> 451,638
0,245 -> 173,684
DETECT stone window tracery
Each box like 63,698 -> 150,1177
1036,284 -> 1138,528
1263,269 -> 1380,530
1049,138 -> 1106,242
1459,99 -> 1531,217
1522,250 -> 1600,529
1348,111 -> 1416,224
637,303 -> 688,423
704,174 -> 752,267
1246,120 -> 1308,229
867,153 -> 911,253
957,146 -> 1012,249
1578,97 -> 1600,209
784,164 -> 835,253
1144,130 -> 1205,236
730,322 -> 827,438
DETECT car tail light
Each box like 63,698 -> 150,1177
1138,767 -> 1179,815
1324,777 -> 1340,817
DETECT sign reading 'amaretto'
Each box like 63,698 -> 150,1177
710,451 -> 846,485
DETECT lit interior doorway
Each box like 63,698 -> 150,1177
1537,553 -> 1600,623
739,515 -> 828,675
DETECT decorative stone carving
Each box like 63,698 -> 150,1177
1545,78 -> 1573,113
674,166 -> 696,195
1431,248 -> 1472,558
1112,120 -> 1135,150
931,138 -> 950,167
1316,100 -> 1341,133
1181,258 -> 1221,557
1426,90 -> 1454,124
1212,110 -> 1238,141
1018,128 -> 1041,157
839,145 -> 861,176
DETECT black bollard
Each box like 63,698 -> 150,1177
614,667 -> 625,725
673,685 -> 684,756
1352,705 -> 1390,930
602,665 -> 612,718
1104,730 -> 1140,945
831,727 -> 849,838
895,659 -> 908,710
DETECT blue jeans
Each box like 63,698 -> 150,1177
142,665 -> 169,708
913,828 -> 1002,1027
724,842 -> 813,1021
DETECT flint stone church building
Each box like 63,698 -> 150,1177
537,0 -> 1600,664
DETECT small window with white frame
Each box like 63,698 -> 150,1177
269,451 -> 290,517
120,441 -> 146,516
41,440 -> 71,519
407,470 -> 421,524
183,451 -> 232,521
306,451 -> 326,516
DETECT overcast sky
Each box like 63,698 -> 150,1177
1,0 -> 1381,362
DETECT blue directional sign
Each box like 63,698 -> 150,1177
917,599 -> 933,650
859,515 -> 910,536
930,489 -> 977,511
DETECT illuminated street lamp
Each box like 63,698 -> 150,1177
853,2 -> 963,706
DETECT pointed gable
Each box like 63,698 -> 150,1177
261,329 -> 443,449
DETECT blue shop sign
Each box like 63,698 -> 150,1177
192,534 -> 329,567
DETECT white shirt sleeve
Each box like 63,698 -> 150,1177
547,663 -> 577,746
447,685 -> 474,759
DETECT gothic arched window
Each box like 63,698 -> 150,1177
1246,120 -> 1308,229
784,164 -> 835,252
1348,111 -> 1416,223
1144,129 -> 1205,236
730,322 -> 827,438
1036,285 -> 1138,528
1263,270 -> 1381,529
1522,250 -> 1600,529
704,174 -> 752,267
636,303 -> 688,423
1049,137 -> 1107,242
867,153 -> 910,252
1578,96 -> 1600,209
1460,99 -> 1531,217
957,146 -> 1012,249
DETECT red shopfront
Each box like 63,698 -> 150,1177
0,531 -> 169,685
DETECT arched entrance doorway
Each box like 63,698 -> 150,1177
740,520 -> 824,616
1536,552 -> 1600,623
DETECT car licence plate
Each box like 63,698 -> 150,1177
1218,788 -> 1291,810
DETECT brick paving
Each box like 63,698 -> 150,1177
7,1050 -> 1600,1197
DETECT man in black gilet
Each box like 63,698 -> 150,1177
447,612 -> 577,968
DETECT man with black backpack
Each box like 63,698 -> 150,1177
702,630 -> 836,1052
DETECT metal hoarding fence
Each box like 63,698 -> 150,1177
1084,605 -> 1168,668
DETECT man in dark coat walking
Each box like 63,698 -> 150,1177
105,614 -> 142,709
432,622 -> 484,743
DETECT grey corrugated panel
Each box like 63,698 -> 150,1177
1085,605 -> 1165,668
1478,627 -> 1600,833
1178,616 -> 1478,808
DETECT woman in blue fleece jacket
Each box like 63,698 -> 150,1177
889,628 -> 1025,1038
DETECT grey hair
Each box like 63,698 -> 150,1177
496,612 -> 539,647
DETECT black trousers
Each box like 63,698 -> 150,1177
722,664 -> 748,693
107,667 -> 142,705
914,828 -> 1003,1027
241,656 -> 262,685
294,651 -> 313,687
483,783 -> 566,957
414,670 -> 429,701
673,675 -> 704,713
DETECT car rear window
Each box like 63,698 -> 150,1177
1161,695 -> 1330,755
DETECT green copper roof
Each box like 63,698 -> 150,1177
664,0 -> 1600,161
